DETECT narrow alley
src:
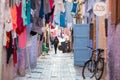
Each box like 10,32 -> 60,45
14,50 -> 96,80
1,0 -> 120,80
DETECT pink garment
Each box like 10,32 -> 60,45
49,0 -> 53,10
19,27 -> 26,49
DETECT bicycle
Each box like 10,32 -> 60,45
82,46 -> 104,80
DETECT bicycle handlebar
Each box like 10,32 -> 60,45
87,46 -> 104,53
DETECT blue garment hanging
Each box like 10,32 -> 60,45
60,12 -> 66,28
39,0 -> 44,19
71,2 -> 78,16
54,12 -> 60,25
26,0 -> 31,24
65,1 -> 73,24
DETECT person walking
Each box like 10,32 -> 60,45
53,36 -> 59,54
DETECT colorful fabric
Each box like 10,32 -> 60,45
10,5 -> 17,30
26,0 -> 31,24
22,0 -> 27,25
6,31 -> 13,64
3,1 -> 13,46
65,1 -> 73,26
54,1 -> 65,15
49,0 -> 53,10
53,12 -> 60,25
16,3 -> 25,35
18,27 -> 26,49
60,12 -> 66,28
71,2 -> 78,16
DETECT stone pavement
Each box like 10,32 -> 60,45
14,50 -> 96,80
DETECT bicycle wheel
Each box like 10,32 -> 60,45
82,60 -> 96,79
95,58 -> 104,80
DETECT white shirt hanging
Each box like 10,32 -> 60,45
54,0 -> 65,15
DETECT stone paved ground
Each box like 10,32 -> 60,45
14,50 -> 97,80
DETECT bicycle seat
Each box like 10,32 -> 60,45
97,49 -> 104,53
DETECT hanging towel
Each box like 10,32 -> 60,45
60,12 -> 66,28
22,0 -> 27,25
26,0 -> 31,24
71,1 -> 78,16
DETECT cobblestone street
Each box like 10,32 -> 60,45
14,50 -> 96,80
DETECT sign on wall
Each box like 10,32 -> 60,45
93,2 -> 107,16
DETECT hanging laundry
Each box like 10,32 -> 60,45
0,0 -> 5,25
54,0 -> 65,15
31,0 -> 36,22
18,27 -> 27,49
53,12 -> 60,25
31,0 -> 44,34
39,0 -> 51,19
60,12 -> 66,28
71,1 -> 78,17
3,1 -> 13,46
4,1 -> 13,32
6,31 -> 13,64
39,0 -> 44,19
16,2 -> 25,35
22,0 -> 27,25
53,0 -> 65,26
65,1 -> 73,27
16,37 -> 21,53
10,5 -> 17,30
67,0 -> 72,3
31,0 -> 36,10
49,0 -> 54,22
45,6 -> 55,23
26,24 -> 32,47
30,35 -> 38,68
9,0 -> 16,7
13,38 -> 17,66
26,0 -> 31,24
49,0 -> 54,10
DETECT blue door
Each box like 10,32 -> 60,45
73,24 -> 90,66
